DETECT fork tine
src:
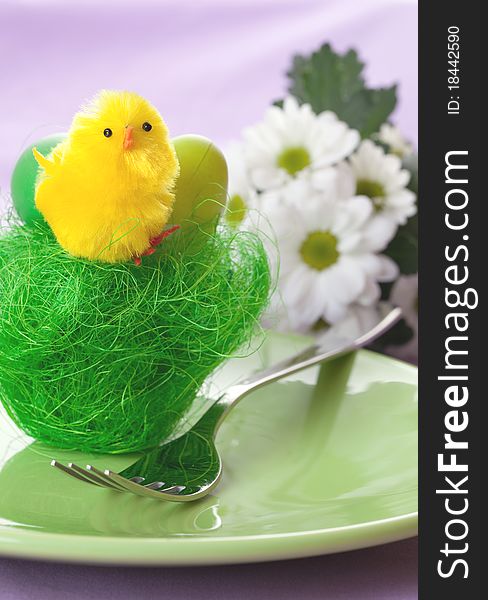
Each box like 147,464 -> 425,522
51,460 -> 101,487
104,471 -> 157,498
130,477 -> 146,484
68,463 -> 122,492
103,470 -> 189,500
85,465 -> 130,492
144,481 -> 167,490
157,485 -> 186,494
54,461 -> 205,502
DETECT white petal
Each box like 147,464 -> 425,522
322,299 -> 349,324
321,258 -> 366,304
280,264 -> 316,308
251,166 -> 287,190
334,162 -> 357,199
376,255 -> 400,281
335,196 -> 373,235
361,214 -> 397,252
357,279 -> 381,306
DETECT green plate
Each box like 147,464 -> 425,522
0,332 -> 417,565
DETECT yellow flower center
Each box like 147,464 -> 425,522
356,179 -> 386,212
226,194 -> 247,226
300,231 -> 339,271
277,146 -> 311,175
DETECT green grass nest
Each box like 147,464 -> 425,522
0,222 -> 270,453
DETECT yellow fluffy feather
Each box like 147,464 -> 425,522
33,90 -> 179,263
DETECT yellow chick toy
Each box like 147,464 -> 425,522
33,90 -> 179,263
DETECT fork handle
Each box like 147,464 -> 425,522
209,305 -> 402,434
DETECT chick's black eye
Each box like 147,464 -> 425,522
142,122 -> 152,132
103,128 -> 113,138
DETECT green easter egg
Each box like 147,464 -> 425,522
171,135 -> 228,234
10,133 -> 66,225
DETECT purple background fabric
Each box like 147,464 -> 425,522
0,539 -> 418,600
0,0 -> 417,197
0,0 -> 418,597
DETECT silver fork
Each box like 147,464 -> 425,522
52,303 -> 401,502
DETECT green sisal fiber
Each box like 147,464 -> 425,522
0,221 -> 270,454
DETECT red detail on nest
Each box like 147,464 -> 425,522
133,225 -> 180,266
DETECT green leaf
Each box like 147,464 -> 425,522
283,43 -> 397,137
384,213 -> 418,275
352,87 -> 397,139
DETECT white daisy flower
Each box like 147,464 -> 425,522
376,123 -> 414,158
224,143 -> 257,228
338,140 -> 417,249
243,97 -> 359,191
259,180 -> 398,330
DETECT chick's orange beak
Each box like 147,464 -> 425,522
123,125 -> 134,150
